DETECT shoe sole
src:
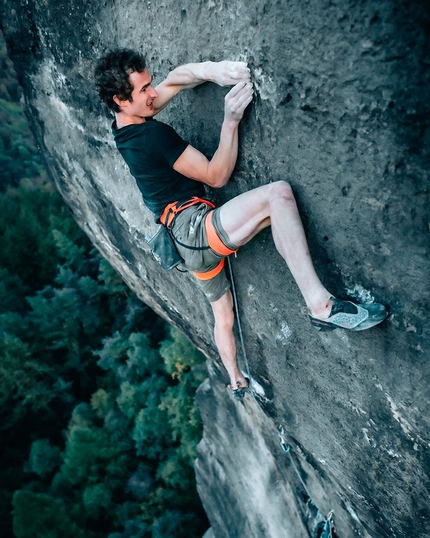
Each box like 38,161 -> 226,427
311,311 -> 387,331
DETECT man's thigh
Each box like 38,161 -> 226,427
218,184 -> 272,246
171,204 -> 231,302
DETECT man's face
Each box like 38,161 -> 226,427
119,69 -> 159,121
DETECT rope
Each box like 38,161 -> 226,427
278,426 -> 335,537
278,426 -> 316,500
227,255 -> 251,381
227,256 -> 335,536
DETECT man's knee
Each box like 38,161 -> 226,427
211,291 -> 235,330
268,180 -> 295,203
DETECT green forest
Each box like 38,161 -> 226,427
0,33 -> 209,538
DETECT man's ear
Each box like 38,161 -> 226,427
113,95 -> 125,109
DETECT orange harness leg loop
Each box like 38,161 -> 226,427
192,258 -> 225,281
205,210 -> 238,257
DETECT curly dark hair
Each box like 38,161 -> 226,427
94,49 -> 147,113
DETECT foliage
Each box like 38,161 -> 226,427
0,176 -> 208,537
0,33 -> 45,190
0,31 -> 208,537
13,490 -> 88,538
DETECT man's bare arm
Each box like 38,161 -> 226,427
153,61 -> 250,114
173,81 -> 253,188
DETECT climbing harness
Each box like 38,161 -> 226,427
193,257 -> 226,280
159,197 -> 235,280
205,210 -> 238,257
148,196 -> 215,272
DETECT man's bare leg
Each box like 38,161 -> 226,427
209,181 -> 331,391
209,181 -> 386,386
210,290 -> 248,390
219,180 -> 333,319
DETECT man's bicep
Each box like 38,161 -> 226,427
173,145 -> 212,184
153,80 -> 179,114
153,65 -> 206,113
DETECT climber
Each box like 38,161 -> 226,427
94,49 -> 387,398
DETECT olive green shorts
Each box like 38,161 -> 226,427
171,203 -> 238,302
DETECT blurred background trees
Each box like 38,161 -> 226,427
0,32 -> 208,538
0,39 -> 44,190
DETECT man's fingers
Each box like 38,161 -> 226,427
226,81 -> 253,100
216,61 -> 251,85
226,68 -> 251,84
233,91 -> 254,114
225,81 -> 246,99
233,87 -> 253,108
226,85 -> 254,110
228,63 -> 251,80
224,82 -> 253,121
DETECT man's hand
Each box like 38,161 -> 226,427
224,81 -> 254,123
208,61 -> 251,87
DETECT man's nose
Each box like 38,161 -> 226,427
150,86 -> 159,98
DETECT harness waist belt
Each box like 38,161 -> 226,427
159,196 -> 215,228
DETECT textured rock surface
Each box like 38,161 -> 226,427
1,0 -> 429,536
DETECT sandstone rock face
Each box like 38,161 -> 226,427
1,0 -> 429,536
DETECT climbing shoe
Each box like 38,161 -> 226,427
229,378 -> 250,401
309,297 -> 388,332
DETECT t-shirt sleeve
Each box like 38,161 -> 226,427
148,122 -> 188,168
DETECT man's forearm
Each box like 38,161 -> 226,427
207,79 -> 254,186
172,119 -> 240,188
164,60 -> 250,89
154,61 -> 250,114
154,62 -> 215,113
162,62 -> 215,90
206,120 -> 240,187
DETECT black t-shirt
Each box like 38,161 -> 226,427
112,119 -> 205,219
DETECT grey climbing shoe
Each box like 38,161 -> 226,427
309,297 -> 388,332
